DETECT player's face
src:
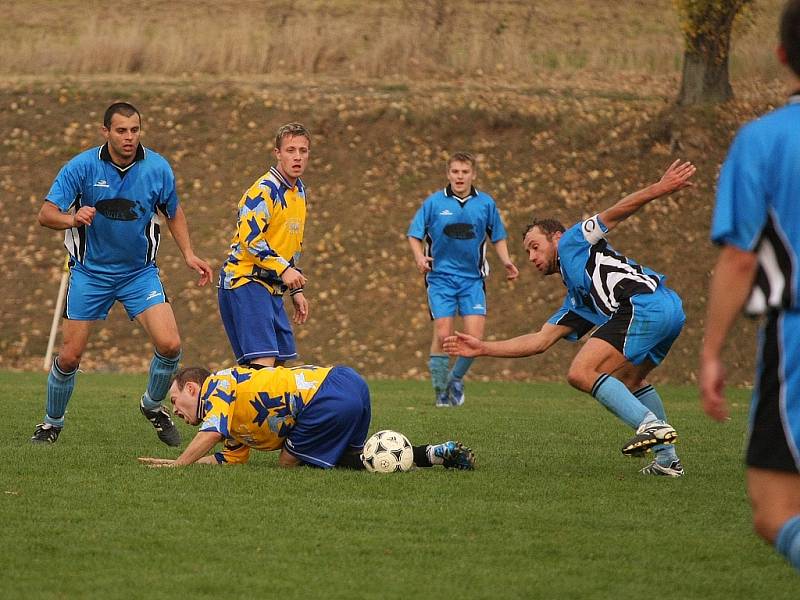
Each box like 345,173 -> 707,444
274,134 -> 310,184
102,112 -> 141,166
524,227 -> 560,276
169,381 -> 200,426
447,161 -> 475,197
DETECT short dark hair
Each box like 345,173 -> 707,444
781,0 -> 800,76
275,122 -> 311,149
172,366 -> 211,391
447,152 -> 477,171
103,102 -> 141,129
523,218 -> 566,239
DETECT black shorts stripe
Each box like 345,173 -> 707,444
590,298 -> 634,356
746,312 -> 798,472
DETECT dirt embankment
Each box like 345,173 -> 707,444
0,76 -> 781,384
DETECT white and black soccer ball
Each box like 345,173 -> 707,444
361,430 -> 414,473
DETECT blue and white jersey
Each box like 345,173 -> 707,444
407,185 -> 507,279
712,95 -> 800,315
548,215 -> 663,333
46,143 -> 179,276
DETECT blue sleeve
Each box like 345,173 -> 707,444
711,124 -> 767,251
407,201 -> 428,239
159,161 -> 179,219
46,158 -> 85,211
486,199 -> 507,243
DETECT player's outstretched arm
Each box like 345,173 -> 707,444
599,159 -> 695,232
165,205 -> 214,286
699,245 -> 758,422
138,431 -> 224,467
443,323 -> 571,358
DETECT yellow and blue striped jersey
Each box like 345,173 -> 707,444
219,166 -> 306,294
198,364 -> 332,464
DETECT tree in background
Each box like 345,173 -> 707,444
675,0 -> 754,105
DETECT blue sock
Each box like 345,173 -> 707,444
141,350 -> 181,410
591,374 -> 654,429
45,357 -> 77,428
429,354 -> 449,395
635,385 -> 677,463
776,515 -> 800,571
449,356 -> 474,381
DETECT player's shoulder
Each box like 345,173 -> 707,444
423,188 -> 447,204
735,103 -> 799,143
140,146 -> 174,172
62,146 -> 103,169
473,189 -> 497,204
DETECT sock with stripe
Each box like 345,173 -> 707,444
776,515 -> 800,571
591,374 -> 655,429
634,385 -> 678,463
429,354 -> 449,396
45,357 -> 77,428
141,350 -> 181,411
449,356 -> 474,381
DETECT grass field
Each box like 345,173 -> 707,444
2,372 -> 797,599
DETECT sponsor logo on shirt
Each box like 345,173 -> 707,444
443,223 -> 476,240
95,197 -> 144,221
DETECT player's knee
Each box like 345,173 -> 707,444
55,353 -> 81,372
566,368 -> 591,393
155,340 -> 181,359
752,508 -> 782,544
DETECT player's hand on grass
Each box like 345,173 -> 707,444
699,356 -> 730,422
186,254 -> 213,286
658,159 -> 696,194
443,331 -> 483,357
138,457 -> 177,467
414,255 -> 433,274
281,267 -> 306,290
292,292 -> 309,324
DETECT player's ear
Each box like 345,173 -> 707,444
777,44 -> 788,65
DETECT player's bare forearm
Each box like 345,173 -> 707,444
493,239 -> 519,280
166,206 -> 213,285
483,324 -> 569,357
408,236 -> 432,273
38,201 -> 96,230
600,160 -> 695,231
701,245 -> 758,361
172,431 -> 223,466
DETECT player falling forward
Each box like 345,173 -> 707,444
445,160 -> 695,476
138,364 -> 475,470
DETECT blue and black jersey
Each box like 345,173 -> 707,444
407,185 -> 508,280
46,143 -> 179,276
712,95 -> 800,315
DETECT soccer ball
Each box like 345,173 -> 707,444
361,430 -> 414,473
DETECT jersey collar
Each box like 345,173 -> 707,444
269,165 -> 304,192
444,184 -> 478,202
98,143 -> 145,173
790,91 -> 800,104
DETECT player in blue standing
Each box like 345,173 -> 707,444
700,0 -> 800,573
31,102 -> 213,446
445,160 -> 695,476
408,152 -> 519,407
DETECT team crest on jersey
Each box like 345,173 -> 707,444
286,218 -> 302,234
444,223 -> 476,240
95,198 -> 145,221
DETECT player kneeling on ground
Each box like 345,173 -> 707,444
138,364 -> 475,470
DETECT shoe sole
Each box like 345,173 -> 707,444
621,430 -> 677,456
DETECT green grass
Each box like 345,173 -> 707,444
1,373 -> 797,599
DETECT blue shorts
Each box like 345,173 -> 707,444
284,366 -> 372,469
218,281 -> 297,364
426,273 -> 486,319
747,310 -> 800,472
64,263 -> 167,320
592,284 -> 685,366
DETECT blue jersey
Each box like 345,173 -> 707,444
46,144 -> 179,276
548,215 -> 663,338
711,96 -> 800,314
407,185 -> 507,279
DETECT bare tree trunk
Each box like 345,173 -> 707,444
678,36 -> 733,105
